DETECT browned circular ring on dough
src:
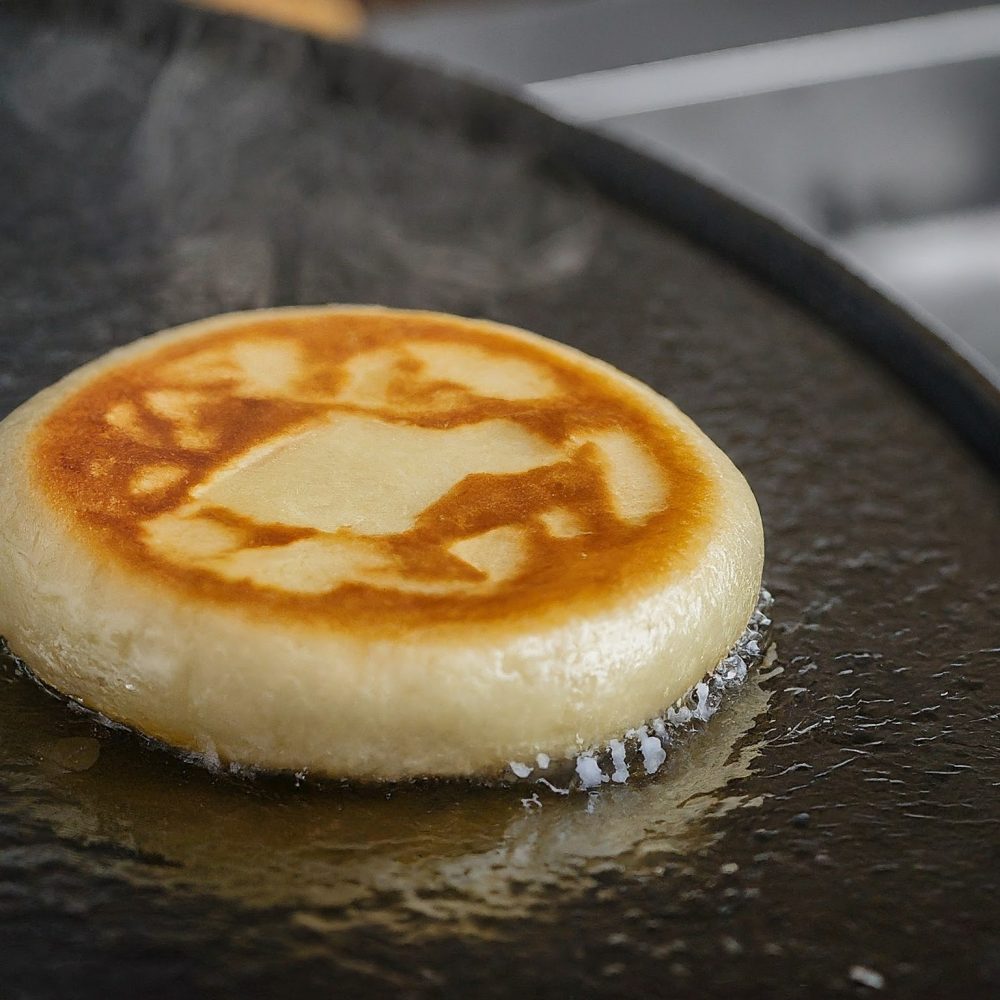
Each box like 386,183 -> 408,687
0,306 -> 764,778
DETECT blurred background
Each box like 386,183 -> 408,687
198,0 -> 1000,379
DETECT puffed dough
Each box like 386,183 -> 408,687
0,307 -> 763,778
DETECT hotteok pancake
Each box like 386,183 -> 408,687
0,307 -> 764,778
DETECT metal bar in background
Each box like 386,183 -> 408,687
527,5 -> 1000,120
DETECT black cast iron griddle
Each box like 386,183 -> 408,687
1,2 -> 999,998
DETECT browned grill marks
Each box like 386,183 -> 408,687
32,311 -> 715,633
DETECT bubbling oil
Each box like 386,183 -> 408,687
503,588 -> 774,793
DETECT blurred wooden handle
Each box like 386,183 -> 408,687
189,0 -> 366,38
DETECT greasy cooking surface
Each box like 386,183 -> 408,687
1,2 -> 999,998
35,309 -> 712,631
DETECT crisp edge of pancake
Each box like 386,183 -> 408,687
0,306 -> 764,778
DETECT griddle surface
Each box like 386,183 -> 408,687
1,3 -> 998,997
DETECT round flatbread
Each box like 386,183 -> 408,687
0,307 -> 763,778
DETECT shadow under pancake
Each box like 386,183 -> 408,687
0,650 -> 778,940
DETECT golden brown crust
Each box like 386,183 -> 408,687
32,309 -> 715,635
